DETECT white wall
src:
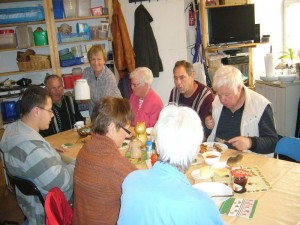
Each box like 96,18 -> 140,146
252,0 -> 283,81
119,0 -> 284,104
119,0 -> 188,105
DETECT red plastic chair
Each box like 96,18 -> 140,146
45,187 -> 73,225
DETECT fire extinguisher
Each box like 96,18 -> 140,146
189,2 -> 195,26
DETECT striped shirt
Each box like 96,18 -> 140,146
83,66 -> 122,115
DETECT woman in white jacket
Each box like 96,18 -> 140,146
205,65 -> 278,155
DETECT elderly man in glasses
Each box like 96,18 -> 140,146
40,74 -> 85,137
129,67 -> 164,127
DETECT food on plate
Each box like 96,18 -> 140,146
214,143 -> 224,152
199,142 -> 225,153
212,168 -> 230,177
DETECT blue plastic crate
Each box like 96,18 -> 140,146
57,32 -> 90,43
60,57 -> 83,67
0,6 -> 45,24
53,0 -> 64,19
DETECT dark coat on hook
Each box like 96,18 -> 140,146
133,4 -> 163,77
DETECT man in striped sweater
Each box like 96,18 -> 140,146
0,86 -> 75,225
169,60 -> 215,137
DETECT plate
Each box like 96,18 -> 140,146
191,166 -> 214,180
260,76 -> 278,82
200,142 -> 228,153
193,182 -> 233,207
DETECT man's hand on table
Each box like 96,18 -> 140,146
228,136 -> 252,151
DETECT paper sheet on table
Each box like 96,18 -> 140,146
220,198 -> 258,219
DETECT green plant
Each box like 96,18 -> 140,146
279,47 -> 299,61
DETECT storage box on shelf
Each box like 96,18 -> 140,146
15,25 -> 35,49
18,54 -> 51,71
0,30 -> 17,49
60,56 -> 83,67
0,6 -> 45,24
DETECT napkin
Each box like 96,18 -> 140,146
219,198 -> 258,219
264,53 -> 275,77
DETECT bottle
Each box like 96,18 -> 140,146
146,141 -> 153,159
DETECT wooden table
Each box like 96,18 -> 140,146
46,130 -> 300,224
186,150 -> 300,225
45,129 -> 147,169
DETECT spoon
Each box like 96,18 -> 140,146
215,137 -> 228,144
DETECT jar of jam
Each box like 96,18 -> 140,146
232,169 -> 248,193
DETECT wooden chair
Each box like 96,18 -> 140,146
275,137 -> 300,162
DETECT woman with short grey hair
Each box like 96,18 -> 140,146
129,67 -> 163,127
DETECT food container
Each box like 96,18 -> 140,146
63,0 -> 77,18
71,45 -> 83,57
16,25 -> 34,49
74,79 -> 90,100
33,30 -> 48,46
62,74 -> 73,89
232,169 -> 248,193
0,33 -> 17,49
77,0 -> 91,17
202,151 -> 221,165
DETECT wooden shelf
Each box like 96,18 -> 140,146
206,43 -> 258,52
0,68 -> 52,77
54,15 -> 109,23
0,20 -> 46,28
58,37 -> 112,46
0,45 -> 49,52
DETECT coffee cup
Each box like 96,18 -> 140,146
74,121 -> 84,130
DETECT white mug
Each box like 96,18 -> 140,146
74,121 -> 84,130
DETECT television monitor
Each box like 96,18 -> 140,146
208,4 -> 255,45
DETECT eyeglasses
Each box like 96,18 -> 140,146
37,107 -> 53,114
120,126 -> 131,135
131,82 -> 142,88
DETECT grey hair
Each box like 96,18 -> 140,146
129,67 -> 153,86
154,105 -> 204,172
212,65 -> 244,94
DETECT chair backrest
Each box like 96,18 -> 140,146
5,169 -> 45,206
45,187 -> 73,225
275,137 -> 300,162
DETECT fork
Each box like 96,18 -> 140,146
215,137 -> 228,144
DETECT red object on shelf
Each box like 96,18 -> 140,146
0,29 -> 14,34
91,6 -> 102,16
62,74 -> 73,89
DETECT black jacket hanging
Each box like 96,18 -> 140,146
134,4 -> 163,77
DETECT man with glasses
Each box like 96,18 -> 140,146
40,74 -> 84,137
129,67 -> 163,127
169,60 -> 214,137
0,86 -> 75,224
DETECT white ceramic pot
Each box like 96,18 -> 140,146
74,79 -> 90,100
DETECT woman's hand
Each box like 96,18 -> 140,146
204,115 -> 215,129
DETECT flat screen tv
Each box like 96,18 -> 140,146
208,4 -> 255,45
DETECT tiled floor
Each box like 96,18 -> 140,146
0,185 -> 24,225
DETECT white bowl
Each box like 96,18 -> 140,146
202,151 -> 221,165
278,75 -> 297,83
